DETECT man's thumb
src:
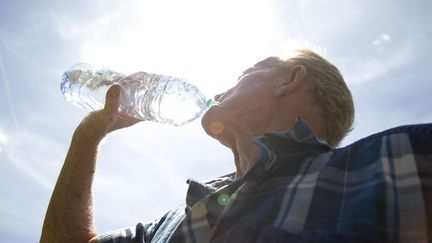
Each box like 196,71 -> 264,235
104,84 -> 121,114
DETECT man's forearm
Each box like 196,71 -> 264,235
40,85 -> 140,243
40,132 -> 100,243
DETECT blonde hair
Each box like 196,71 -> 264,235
284,49 -> 355,147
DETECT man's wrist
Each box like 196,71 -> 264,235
71,124 -> 106,149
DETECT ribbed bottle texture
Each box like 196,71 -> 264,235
61,63 -> 213,126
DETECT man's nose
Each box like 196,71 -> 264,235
214,92 -> 225,102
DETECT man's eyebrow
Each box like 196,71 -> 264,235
241,67 -> 255,75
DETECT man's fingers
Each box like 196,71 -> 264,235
104,85 -> 121,114
108,115 -> 142,132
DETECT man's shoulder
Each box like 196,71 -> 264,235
338,122 -> 432,158
312,122 -> 432,170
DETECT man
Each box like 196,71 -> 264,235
41,50 -> 432,242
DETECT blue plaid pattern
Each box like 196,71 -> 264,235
99,118 -> 432,243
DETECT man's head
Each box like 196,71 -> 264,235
280,50 -> 355,146
202,49 -> 354,147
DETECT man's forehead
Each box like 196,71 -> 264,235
241,57 -> 283,75
253,57 -> 282,67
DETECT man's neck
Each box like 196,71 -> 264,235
232,135 -> 261,178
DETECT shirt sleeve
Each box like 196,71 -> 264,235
97,212 -> 169,243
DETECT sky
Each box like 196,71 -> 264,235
0,0 -> 431,241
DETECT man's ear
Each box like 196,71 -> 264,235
274,65 -> 306,97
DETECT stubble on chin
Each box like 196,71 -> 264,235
201,107 -> 225,137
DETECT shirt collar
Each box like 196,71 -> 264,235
186,173 -> 235,210
185,116 -> 331,208
256,116 -> 331,152
241,116 -> 331,180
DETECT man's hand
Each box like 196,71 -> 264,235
74,84 -> 142,143
40,85 -> 141,243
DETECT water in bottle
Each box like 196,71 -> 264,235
60,63 -> 214,126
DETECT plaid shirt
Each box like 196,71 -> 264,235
98,117 -> 432,243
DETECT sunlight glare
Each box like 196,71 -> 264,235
77,0 -> 280,98
280,38 -> 326,58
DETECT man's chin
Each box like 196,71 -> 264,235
201,108 -> 225,137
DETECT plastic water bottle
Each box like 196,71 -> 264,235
60,63 -> 214,126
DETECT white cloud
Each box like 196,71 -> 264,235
0,130 -> 8,152
341,43 -> 414,84
372,33 -> 392,49
0,48 -> 19,132
2,128 -> 65,190
0,29 -> 34,67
